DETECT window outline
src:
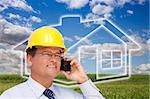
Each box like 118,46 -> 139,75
100,50 -> 123,70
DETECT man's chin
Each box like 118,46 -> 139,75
46,71 -> 59,78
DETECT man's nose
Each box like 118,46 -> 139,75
49,55 -> 58,61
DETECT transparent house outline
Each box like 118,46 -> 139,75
11,15 -> 141,88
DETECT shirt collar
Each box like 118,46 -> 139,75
27,77 -> 54,98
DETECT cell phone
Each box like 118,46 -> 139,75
60,58 -> 71,71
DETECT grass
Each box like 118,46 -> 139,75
0,74 -> 149,99
0,74 -> 27,94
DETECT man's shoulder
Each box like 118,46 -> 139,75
1,81 -> 27,96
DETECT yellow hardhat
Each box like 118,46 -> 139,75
26,26 -> 67,51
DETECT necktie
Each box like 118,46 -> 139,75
43,89 -> 55,99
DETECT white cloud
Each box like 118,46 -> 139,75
132,63 -> 150,74
56,0 -> 89,9
5,14 -> 42,27
92,4 -> 113,15
116,0 -> 131,7
30,16 -> 42,23
80,45 -> 97,53
85,13 -> 99,19
88,0 -> 146,20
0,0 -> 35,12
125,34 -> 150,56
64,36 -> 74,42
0,43 -> 12,49
0,19 -> 31,35
0,18 -> 32,45
4,24 -> 31,35
127,10 -> 134,14
56,0 -> 146,21
90,0 -> 116,7
104,13 -> 112,18
146,39 -> 150,45
79,43 -> 124,55
56,0 -> 146,23
138,64 -> 150,71
0,49 -> 21,74
8,13 -> 21,19
0,0 -> 41,28
84,13 -> 105,27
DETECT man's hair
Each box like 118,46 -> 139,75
26,46 -> 37,57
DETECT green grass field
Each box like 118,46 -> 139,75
0,74 -> 149,99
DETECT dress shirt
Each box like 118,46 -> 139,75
0,77 -> 105,99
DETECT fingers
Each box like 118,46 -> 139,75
72,60 -> 84,72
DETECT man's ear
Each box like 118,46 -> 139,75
27,55 -> 33,67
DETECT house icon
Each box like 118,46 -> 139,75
12,15 -> 141,88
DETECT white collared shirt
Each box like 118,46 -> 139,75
0,77 -> 105,99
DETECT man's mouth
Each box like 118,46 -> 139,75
46,63 -> 56,68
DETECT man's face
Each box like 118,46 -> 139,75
27,47 -> 63,79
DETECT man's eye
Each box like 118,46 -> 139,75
42,53 -> 51,56
47,53 -> 53,56
55,54 -> 61,57
40,52 -> 61,58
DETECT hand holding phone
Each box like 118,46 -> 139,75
60,58 -> 89,84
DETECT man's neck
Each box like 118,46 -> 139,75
31,75 -> 53,89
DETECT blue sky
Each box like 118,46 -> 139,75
0,0 -> 149,74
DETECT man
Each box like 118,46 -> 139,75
0,26 -> 105,99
